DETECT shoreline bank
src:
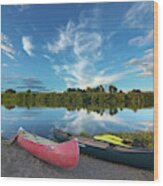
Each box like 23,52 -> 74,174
1,138 -> 153,180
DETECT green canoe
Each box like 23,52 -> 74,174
53,129 -> 154,170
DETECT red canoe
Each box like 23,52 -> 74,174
14,127 -> 79,169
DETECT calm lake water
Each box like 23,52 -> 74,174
1,106 -> 154,139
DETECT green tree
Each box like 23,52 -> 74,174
99,85 -> 105,92
5,89 -> 16,94
27,89 -> 32,93
109,85 -> 117,93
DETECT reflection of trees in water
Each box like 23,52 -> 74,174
2,90 -> 154,115
4,105 -> 15,110
109,108 -> 118,115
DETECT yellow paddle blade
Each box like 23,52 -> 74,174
94,134 -> 132,148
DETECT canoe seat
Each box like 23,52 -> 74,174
20,131 -> 57,145
78,137 -> 109,149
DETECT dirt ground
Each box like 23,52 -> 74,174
1,138 -> 154,180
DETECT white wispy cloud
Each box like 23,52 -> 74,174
107,31 -> 116,41
52,65 -> 64,74
2,63 -> 8,67
47,17 -> 123,89
128,30 -> 153,47
123,2 -> 153,29
18,5 -> 31,12
47,21 -> 75,54
1,33 -> 15,60
42,54 -> 54,64
127,48 -> 153,77
42,54 -> 51,60
22,36 -> 34,56
78,6 -> 103,30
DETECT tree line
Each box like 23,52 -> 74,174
1,85 -> 154,113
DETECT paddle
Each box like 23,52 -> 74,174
5,134 -> 19,145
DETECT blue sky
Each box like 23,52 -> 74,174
1,2 -> 154,92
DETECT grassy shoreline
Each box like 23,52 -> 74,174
78,130 -> 154,149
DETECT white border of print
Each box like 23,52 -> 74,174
0,0 -> 163,186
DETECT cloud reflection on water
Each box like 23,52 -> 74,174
54,109 -> 153,134
2,106 -> 153,138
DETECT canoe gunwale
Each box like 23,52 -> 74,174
54,129 -> 153,153
53,129 -> 154,170
15,127 -> 79,169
